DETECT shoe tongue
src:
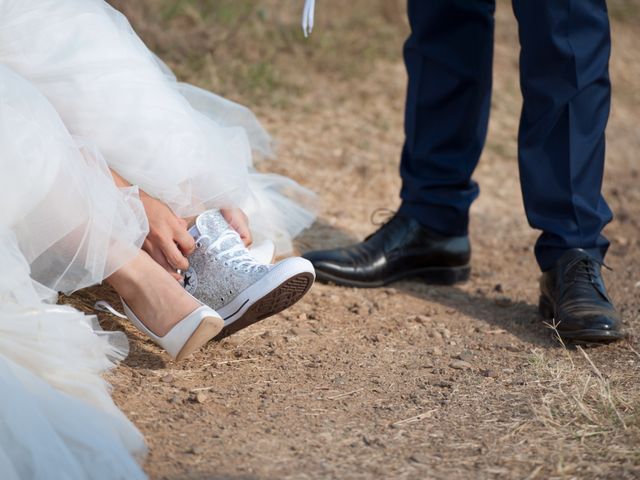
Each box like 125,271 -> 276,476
188,223 -> 200,239
192,210 -> 244,252
559,248 -> 591,266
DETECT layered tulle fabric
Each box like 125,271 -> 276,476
0,0 -> 317,475
0,227 -> 146,480
0,65 -> 147,478
0,64 -> 148,294
0,0 -> 316,255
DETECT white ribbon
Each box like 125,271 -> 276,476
94,300 -> 127,319
302,0 -> 316,37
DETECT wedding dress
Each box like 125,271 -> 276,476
0,63 -> 148,478
0,0 -> 316,254
0,0 -> 316,477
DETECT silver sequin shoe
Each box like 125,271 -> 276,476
185,210 -> 315,339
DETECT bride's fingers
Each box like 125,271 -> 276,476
231,220 -> 252,247
175,227 -> 196,256
221,208 -> 253,247
230,217 -> 252,246
161,240 -> 189,272
240,229 -> 253,247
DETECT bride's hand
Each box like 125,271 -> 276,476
108,168 -> 192,279
221,207 -> 253,247
140,190 -> 195,280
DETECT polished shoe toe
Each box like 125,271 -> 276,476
558,312 -> 624,342
539,249 -> 624,344
302,213 -> 471,288
303,248 -> 351,266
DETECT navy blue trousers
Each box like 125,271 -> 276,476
398,0 -> 613,271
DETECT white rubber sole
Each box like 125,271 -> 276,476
215,257 -> 315,339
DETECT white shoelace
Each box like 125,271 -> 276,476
302,0 -> 316,37
199,230 -> 264,274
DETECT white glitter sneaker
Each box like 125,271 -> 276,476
185,210 -> 315,339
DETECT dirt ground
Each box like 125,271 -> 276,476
69,1 -> 640,478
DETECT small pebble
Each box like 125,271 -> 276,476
196,393 -> 208,404
456,351 -> 474,363
187,445 -> 204,455
161,374 -> 174,384
449,360 -> 472,370
413,315 -> 432,324
428,330 -> 443,342
503,344 -> 521,352
409,453 -> 428,464
615,236 -> 629,246
431,380 -> 453,388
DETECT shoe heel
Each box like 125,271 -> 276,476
176,316 -> 224,361
121,298 -> 223,360
419,265 -> 470,285
538,295 -> 554,320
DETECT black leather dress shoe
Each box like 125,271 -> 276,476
302,213 -> 470,287
539,248 -> 625,343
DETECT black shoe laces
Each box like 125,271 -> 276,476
564,256 -> 610,287
363,208 -> 399,242
370,208 -> 397,227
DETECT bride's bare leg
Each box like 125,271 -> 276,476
106,250 -> 201,337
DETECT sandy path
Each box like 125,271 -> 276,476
69,2 -> 640,478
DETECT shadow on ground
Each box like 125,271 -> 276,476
300,221 -> 557,348
295,219 -> 360,252
396,282 -> 556,348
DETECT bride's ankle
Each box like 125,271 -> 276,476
107,251 -> 201,336
106,253 -> 148,300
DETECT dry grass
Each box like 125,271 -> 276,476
110,0 -> 408,107
524,342 -> 640,477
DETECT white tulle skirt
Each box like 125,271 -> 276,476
0,0 -> 316,254
0,64 -> 147,478
0,0 -> 316,477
